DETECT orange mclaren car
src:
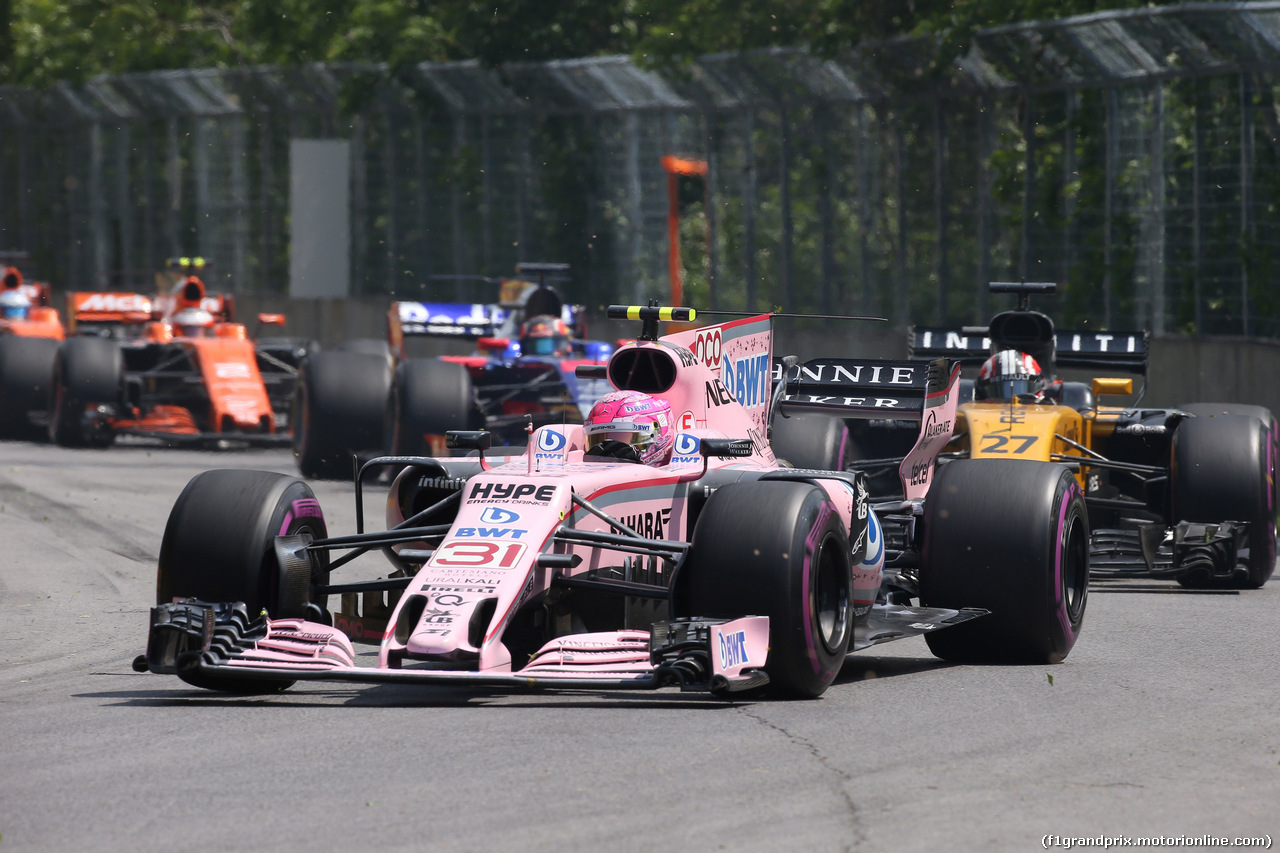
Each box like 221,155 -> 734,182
48,267 -> 313,448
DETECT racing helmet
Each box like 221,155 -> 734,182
0,289 -> 30,320
519,314 -> 571,357
583,390 -> 674,465
172,306 -> 215,338
976,349 -> 1047,401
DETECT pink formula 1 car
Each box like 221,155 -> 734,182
139,306 -> 1088,699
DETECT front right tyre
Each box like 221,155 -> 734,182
675,480 -> 854,699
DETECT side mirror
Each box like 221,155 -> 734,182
257,313 -> 286,326
446,430 -> 492,451
1091,377 -> 1133,398
477,336 -> 510,353
700,438 -> 754,458
575,364 -> 608,379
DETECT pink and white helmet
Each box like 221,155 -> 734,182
583,390 -> 674,465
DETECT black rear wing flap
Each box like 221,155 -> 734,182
773,357 -> 954,422
909,326 -> 1149,375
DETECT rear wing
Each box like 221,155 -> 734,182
390,302 -> 506,340
775,357 -> 955,421
774,356 -> 961,500
67,292 -> 155,327
909,326 -> 1149,374
387,297 -> 591,361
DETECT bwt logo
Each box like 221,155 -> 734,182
479,507 -> 520,524
673,433 -> 700,457
718,630 -> 750,669
723,354 -> 770,407
536,430 -> 567,452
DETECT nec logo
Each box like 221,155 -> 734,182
536,430 -> 567,452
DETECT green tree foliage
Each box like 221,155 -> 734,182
6,0 -> 1164,86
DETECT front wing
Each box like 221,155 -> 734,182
139,599 -> 987,694
140,601 -> 771,694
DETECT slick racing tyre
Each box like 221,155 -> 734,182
157,469 -> 330,618
770,412 -> 852,472
387,358 -> 478,457
675,481 -> 853,699
919,459 -> 1089,664
1171,414 -> 1276,589
292,350 -> 391,480
0,335 -> 59,440
156,470 -> 330,693
48,336 -> 122,448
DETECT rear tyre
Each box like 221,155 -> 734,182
49,336 -> 122,448
292,350 -> 391,479
157,470 -> 330,693
1172,414 -> 1275,589
387,358 -> 477,456
920,459 -> 1088,664
0,335 -> 59,440
770,413 -> 852,472
675,481 -> 853,699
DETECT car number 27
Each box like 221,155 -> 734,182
431,541 -> 527,568
979,434 -> 1039,454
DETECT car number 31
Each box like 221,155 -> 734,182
430,540 -> 528,569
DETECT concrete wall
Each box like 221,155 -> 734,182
239,295 -> 1280,415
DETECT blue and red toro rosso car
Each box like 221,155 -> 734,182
140,305 -> 1089,700
292,263 -> 614,479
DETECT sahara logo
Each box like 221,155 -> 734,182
479,507 -> 520,524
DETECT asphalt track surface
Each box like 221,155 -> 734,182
1,442 -> 1276,853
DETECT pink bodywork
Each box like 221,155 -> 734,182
214,314 -> 954,689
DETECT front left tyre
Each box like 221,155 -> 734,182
919,459 -> 1089,664
1171,413 -> 1276,589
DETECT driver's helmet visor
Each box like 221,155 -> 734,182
524,335 -> 568,355
984,378 -> 1039,399
584,420 -> 655,451
1,305 -> 27,319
